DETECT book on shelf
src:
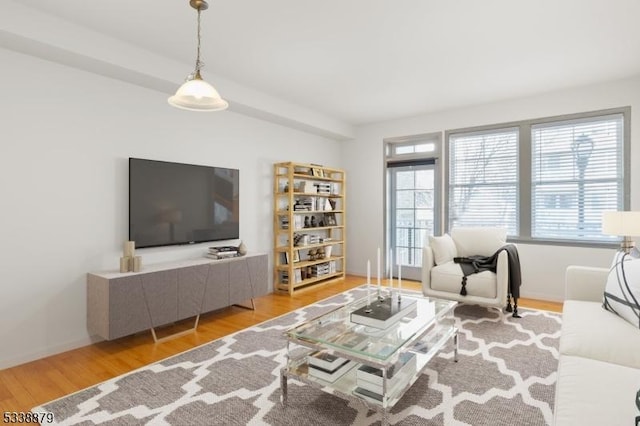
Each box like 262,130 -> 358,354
356,352 -> 417,393
308,359 -> 354,383
350,297 -> 417,329
308,351 -> 348,371
280,215 -> 289,229
281,269 -> 302,284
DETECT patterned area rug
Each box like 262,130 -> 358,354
35,287 -> 561,425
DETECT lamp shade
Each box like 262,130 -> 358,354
168,77 -> 229,112
602,211 -> 640,236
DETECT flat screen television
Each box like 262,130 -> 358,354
129,158 -> 239,248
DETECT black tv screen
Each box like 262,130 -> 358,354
129,158 -> 239,248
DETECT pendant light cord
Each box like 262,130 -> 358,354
195,8 -> 203,73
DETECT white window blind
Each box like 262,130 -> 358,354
448,128 -> 519,234
531,114 -> 623,241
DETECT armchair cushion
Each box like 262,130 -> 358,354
431,261 -> 498,299
429,233 -> 458,265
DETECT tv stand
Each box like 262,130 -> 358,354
87,252 -> 269,342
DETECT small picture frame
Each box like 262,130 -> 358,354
324,212 -> 337,226
312,167 -> 324,178
284,250 -> 301,264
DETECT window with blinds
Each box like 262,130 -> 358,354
448,128 -> 519,235
531,114 -> 624,241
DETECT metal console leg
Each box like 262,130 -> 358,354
233,298 -> 256,310
150,314 -> 200,343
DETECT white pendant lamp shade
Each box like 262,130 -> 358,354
168,73 -> 229,112
168,0 -> 228,112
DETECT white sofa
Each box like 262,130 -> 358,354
554,265 -> 640,425
422,227 -> 509,310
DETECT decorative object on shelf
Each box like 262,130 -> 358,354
304,216 -> 310,228
168,0 -> 228,112
324,245 -> 332,259
308,249 -> 318,260
119,241 -> 140,273
310,216 -> 317,227
238,241 -> 248,256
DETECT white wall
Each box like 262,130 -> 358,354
0,48 -> 342,369
344,75 -> 640,302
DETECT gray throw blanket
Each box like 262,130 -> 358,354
454,244 -> 522,317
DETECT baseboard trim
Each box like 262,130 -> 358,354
0,336 -> 96,370
520,290 -> 564,303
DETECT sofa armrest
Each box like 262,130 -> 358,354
496,249 -> 509,302
421,246 -> 435,291
565,265 -> 609,302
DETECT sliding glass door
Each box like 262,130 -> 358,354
387,161 -> 437,281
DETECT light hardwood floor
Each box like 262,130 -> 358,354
0,276 -> 562,413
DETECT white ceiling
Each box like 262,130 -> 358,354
15,0 -> 640,125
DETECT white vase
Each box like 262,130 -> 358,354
238,241 -> 248,255
324,245 -> 332,259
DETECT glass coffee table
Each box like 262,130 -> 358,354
280,289 -> 458,425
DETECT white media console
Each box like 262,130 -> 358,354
87,252 -> 269,342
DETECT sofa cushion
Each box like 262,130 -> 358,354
554,355 -> 640,426
603,251 -> 640,328
450,227 -> 506,257
430,262 -> 497,298
560,300 -> 640,369
429,234 -> 458,266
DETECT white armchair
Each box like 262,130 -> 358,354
422,227 -> 510,311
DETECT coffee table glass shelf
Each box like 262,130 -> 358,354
280,289 -> 458,425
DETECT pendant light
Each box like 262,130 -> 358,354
168,0 -> 229,111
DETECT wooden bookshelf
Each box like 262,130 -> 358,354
273,162 -> 346,295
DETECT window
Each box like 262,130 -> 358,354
532,114 -> 624,242
446,107 -> 629,245
448,128 -> 519,235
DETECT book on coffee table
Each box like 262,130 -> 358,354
308,359 -> 354,383
356,352 -> 417,394
308,351 -> 346,371
350,297 -> 417,329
